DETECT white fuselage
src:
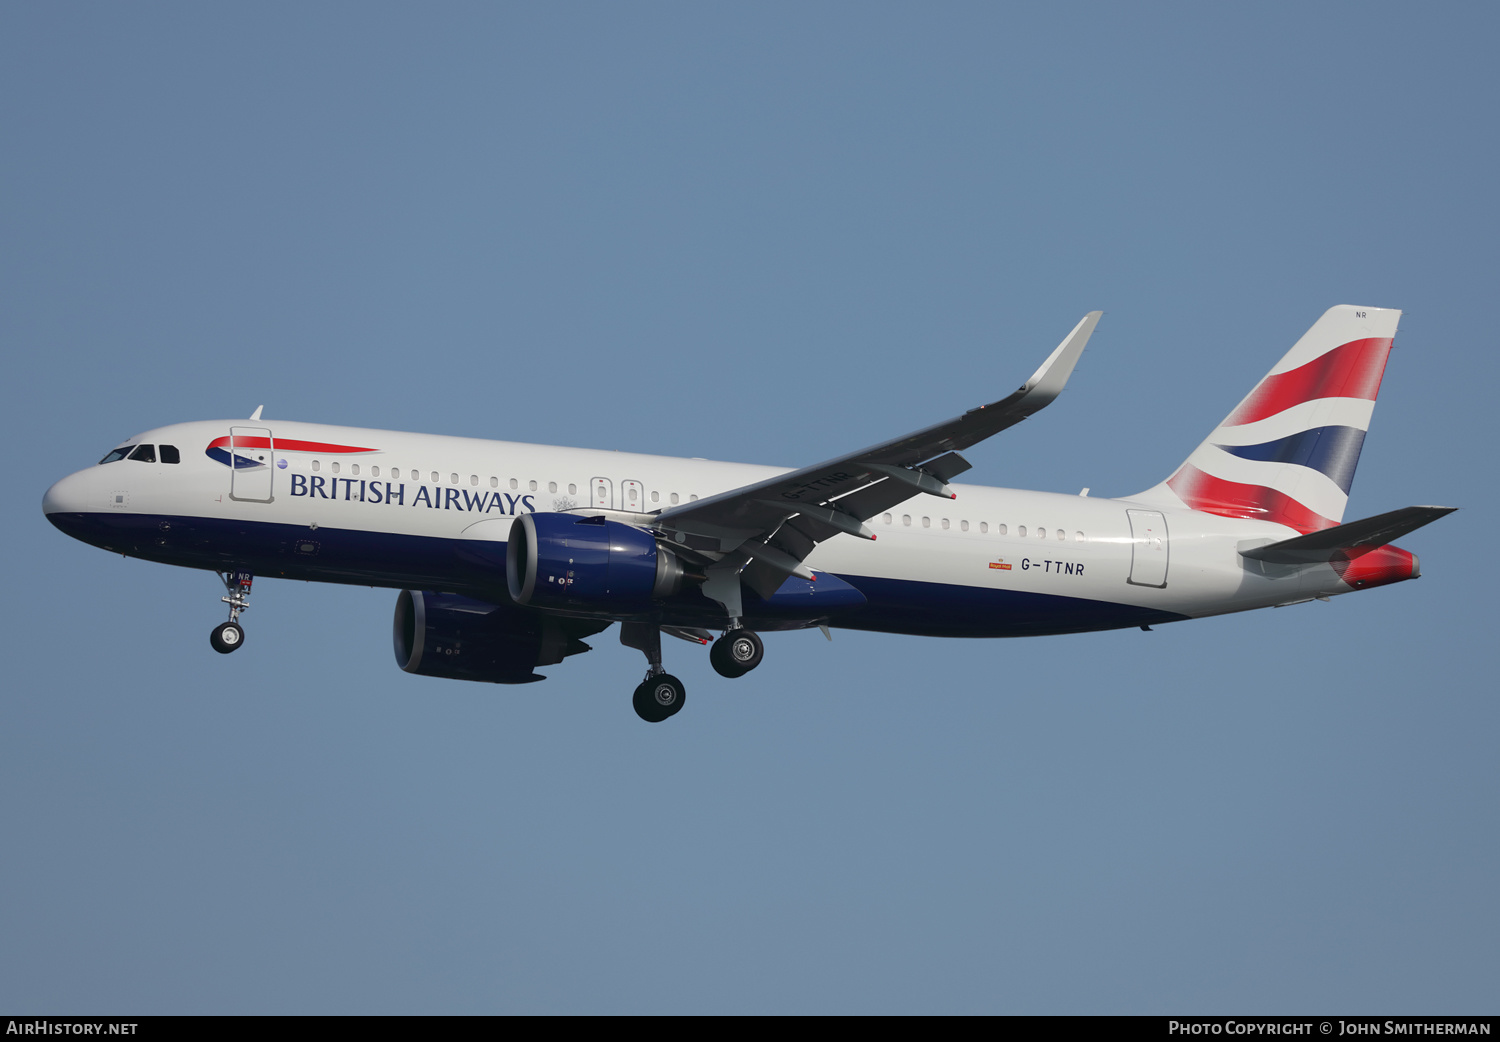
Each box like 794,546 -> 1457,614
43,418 -> 1368,638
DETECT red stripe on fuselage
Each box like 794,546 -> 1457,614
1167,464 -> 1336,533
206,437 -> 377,454
1224,337 -> 1393,427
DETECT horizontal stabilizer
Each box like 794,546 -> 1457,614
1240,505 -> 1456,564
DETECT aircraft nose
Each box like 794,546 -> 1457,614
43,468 -> 93,519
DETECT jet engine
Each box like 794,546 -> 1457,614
392,589 -> 598,684
506,512 -> 688,613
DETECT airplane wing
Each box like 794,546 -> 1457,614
652,312 -> 1103,606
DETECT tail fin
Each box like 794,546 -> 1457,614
1139,305 -> 1400,533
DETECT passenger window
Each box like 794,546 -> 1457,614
980,522 -> 989,534
510,478 -> 518,490
471,475 -> 478,486
490,477 -> 498,488
128,444 -> 156,463
941,519 -> 949,530
960,520 -> 969,532
159,445 -> 180,464
450,473 -> 459,484
568,484 -> 577,495
690,494 -> 698,502
922,517 -> 930,528
351,464 -> 360,476
529,480 -> 537,491
902,515 -> 911,526
431,471 -> 439,483
332,461 -> 340,474
371,466 -> 380,477
651,491 -> 659,503
1037,527 -> 1045,539
670,493 -> 679,505
883,513 -> 892,524
99,446 -> 134,464
1057,529 -> 1066,541
1075,531 -> 1085,542
549,482 -> 557,493
312,460 -> 321,472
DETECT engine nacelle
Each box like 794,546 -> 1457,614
393,590 -> 593,684
506,512 -> 686,613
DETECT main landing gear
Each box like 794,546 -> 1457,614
210,571 -> 254,654
620,622 -> 685,723
632,673 -> 686,724
620,621 -> 767,722
710,627 -> 763,678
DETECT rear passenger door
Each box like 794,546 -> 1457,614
1125,509 -> 1169,588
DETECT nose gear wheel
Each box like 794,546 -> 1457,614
210,620 -> 244,654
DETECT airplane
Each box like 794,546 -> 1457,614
42,305 -> 1453,722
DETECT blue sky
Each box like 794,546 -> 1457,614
3,2 -> 1495,1013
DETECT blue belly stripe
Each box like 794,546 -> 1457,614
45,510 -> 1185,637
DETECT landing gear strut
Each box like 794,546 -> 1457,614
710,627 -> 763,678
620,621 -> 686,723
211,570 -> 253,654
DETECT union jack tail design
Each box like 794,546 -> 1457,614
1142,305 -> 1400,533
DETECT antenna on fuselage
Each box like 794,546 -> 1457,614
249,405 -> 264,421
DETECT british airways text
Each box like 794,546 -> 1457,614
290,475 -> 535,514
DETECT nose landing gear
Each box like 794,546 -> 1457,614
211,571 -> 254,654
210,620 -> 244,653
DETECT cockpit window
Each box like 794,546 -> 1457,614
99,446 -> 135,464
128,444 -> 157,463
160,445 -> 180,464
